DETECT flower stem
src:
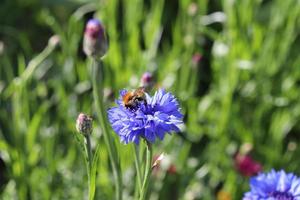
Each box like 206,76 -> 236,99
85,134 -> 93,199
133,144 -> 143,195
85,135 -> 93,170
91,59 -> 122,200
139,141 -> 153,200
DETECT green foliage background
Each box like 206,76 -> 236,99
1,0 -> 300,199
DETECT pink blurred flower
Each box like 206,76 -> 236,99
234,153 -> 262,177
192,53 -> 202,65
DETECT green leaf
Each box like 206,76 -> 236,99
89,144 -> 101,200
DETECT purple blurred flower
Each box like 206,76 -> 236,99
83,19 -> 108,58
107,89 -> 183,144
243,169 -> 300,200
141,72 -> 154,89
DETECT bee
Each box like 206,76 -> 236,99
123,87 -> 147,109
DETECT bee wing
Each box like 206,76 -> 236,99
136,86 -> 145,93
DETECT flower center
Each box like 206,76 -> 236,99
270,191 -> 294,200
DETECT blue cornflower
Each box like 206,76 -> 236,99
243,169 -> 300,200
107,88 -> 183,144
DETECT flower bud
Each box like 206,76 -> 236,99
76,113 -> 93,135
83,19 -> 108,58
140,72 -> 154,89
152,153 -> 165,169
192,53 -> 202,66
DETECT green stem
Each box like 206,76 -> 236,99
85,134 -> 93,200
139,141 -> 153,200
91,59 -> 122,200
133,179 -> 140,200
4,42 -> 56,98
85,135 -> 93,170
133,145 -> 143,195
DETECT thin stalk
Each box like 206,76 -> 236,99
85,134 -> 93,200
85,135 -> 93,170
91,59 -> 122,200
133,145 -> 143,194
133,179 -> 139,200
139,141 -> 153,200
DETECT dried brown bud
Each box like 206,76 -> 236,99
76,113 -> 93,135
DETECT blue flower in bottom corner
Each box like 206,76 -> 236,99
107,88 -> 183,144
243,169 -> 300,200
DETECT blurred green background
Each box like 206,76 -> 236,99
1,0 -> 300,199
